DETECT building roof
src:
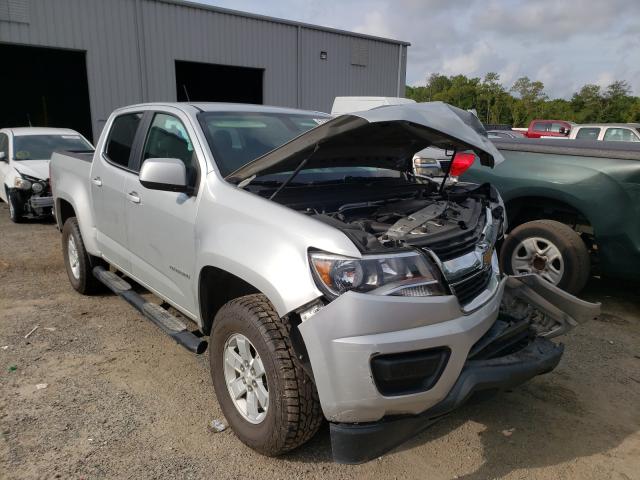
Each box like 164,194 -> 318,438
155,0 -> 411,46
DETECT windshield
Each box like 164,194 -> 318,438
198,111 -> 329,176
13,134 -> 92,161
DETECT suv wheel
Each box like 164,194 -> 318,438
61,217 -> 103,294
210,294 -> 323,456
500,219 -> 590,294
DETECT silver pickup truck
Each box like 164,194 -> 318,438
50,102 -> 599,463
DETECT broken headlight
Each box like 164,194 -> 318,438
14,175 -> 32,190
309,251 -> 447,299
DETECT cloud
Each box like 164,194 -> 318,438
198,0 -> 640,97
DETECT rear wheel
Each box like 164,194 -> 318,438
210,294 -> 323,456
61,217 -> 104,294
500,219 -> 590,294
7,189 -> 24,223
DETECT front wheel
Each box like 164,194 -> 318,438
61,217 -> 104,294
209,294 -> 323,456
500,219 -> 590,294
7,189 -> 24,223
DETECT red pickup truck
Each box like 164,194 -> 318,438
524,119 -> 574,138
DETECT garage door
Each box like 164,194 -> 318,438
0,43 -> 93,139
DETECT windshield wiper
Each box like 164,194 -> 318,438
269,143 -> 319,201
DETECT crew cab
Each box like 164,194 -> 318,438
0,127 -> 93,222
50,102 -> 598,463
524,119 -> 574,138
568,123 -> 640,142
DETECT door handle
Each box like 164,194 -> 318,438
91,177 -> 102,186
127,191 -> 141,204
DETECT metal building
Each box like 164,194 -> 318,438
0,0 -> 409,141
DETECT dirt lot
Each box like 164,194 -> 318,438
1,204 -> 639,480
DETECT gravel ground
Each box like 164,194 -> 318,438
1,203 -> 639,480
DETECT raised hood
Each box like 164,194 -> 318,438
227,102 -> 504,182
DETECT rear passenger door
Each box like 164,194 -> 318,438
91,112 -> 145,272
124,110 -> 202,316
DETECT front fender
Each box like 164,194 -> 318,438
195,179 -> 362,317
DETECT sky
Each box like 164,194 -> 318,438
195,0 -> 640,99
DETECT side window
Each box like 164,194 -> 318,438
533,122 -> 548,132
603,128 -> 640,142
141,113 -> 198,187
104,113 -> 143,168
575,128 -> 600,140
0,133 -> 8,159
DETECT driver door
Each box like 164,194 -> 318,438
124,110 -> 202,316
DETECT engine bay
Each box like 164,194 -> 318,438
302,182 -> 504,255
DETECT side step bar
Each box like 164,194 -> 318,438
93,266 -> 207,354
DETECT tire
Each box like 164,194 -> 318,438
61,217 -> 104,294
500,219 -> 591,294
7,189 -> 24,223
210,294 -> 323,456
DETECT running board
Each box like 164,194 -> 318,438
93,266 -> 207,354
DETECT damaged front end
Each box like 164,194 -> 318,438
225,102 -> 600,463
330,276 -> 600,464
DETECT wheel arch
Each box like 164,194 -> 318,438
198,266 -> 262,335
56,198 -> 76,230
504,194 -> 592,233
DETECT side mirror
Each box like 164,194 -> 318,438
139,158 -> 191,193
0,152 -> 7,162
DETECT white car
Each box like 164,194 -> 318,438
0,127 -> 93,222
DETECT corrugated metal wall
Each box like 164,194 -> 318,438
0,0 -> 407,140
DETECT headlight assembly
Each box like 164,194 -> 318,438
309,251 -> 447,299
13,176 -> 31,190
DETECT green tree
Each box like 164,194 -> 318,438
510,77 -> 548,126
570,84 -> 603,122
404,74 -> 639,127
602,80 -> 634,122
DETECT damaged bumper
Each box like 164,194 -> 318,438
297,274 -> 599,463
330,336 -> 563,464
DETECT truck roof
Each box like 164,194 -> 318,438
575,123 -> 640,128
2,127 -> 83,136
117,102 -> 329,117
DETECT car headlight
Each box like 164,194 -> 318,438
32,182 -> 44,193
309,250 -> 447,299
14,176 -> 31,190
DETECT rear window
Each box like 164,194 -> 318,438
575,128 -> 600,140
532,122 -> 568,133
13,134 -> 92,161
198,111 -> 329,176
105,113 -> 144,168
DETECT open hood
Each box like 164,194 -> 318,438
227,102 -> 504,182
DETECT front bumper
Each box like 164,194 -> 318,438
330,336 -> 563,464
297,273 -> 599,463
298,278 -> 507,424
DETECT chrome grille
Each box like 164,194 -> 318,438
450,267 -> 493,306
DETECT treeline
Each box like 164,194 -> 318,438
405,73 -> 640,127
